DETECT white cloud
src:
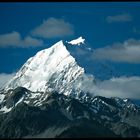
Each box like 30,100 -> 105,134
0,17 -> 74,47
0,31 -> 43,48
0,73 -> 15,89
73,74 -> 96,94
31,17 -> 74,38
0,73 -> 140,100
74,74 -> 140,100
93,38 -> 140,64
94,76 -> 140,99
106,13 -> 132,23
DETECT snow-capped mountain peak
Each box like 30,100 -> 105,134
0,37 -> 98,112
68,36 -> 85,46
4,39 -> 87,97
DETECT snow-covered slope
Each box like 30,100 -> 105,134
4,37 -> 94,98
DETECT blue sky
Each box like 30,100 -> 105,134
0,2 -> 140,73
0,2 -> 140,99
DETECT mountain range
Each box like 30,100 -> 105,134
0,37 -> 140,138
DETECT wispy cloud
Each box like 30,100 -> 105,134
0,73 -> 15,89
0,31 -> 43,48
74,74 -> 140,100
31,17 -> 74,38
0,17 -> 75,48
94,76 -> 140,99
92,38 -> 140,64
106,13 -> 132,23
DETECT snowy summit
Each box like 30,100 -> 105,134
68,37 -> 85,46
4,39 -> 85,96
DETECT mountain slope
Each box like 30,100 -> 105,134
4,40 -> 85,94
0,88 -> 140,138
0,90 -> 117,138
0,37 -> 140,138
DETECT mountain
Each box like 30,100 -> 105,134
4,38 -> 85,93
0,37 -> 140,138
4,37 -> 97,96
1,37 -> 96,113
0,87 -> 140,138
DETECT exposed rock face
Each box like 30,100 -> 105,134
0,88 -> 140,138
